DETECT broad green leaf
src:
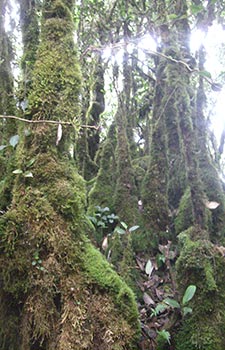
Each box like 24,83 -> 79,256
102,207 -> 110,212
145,259 -> 154,276
155,303 -> 167,315
9,134 -> 19,148
24,171 -> 33,178
164,297 -> 180,309
97,221 -> 105,227
157,330 -> 171,344
120,221 -> 128,230
114,227 -> 126,235
182,285 -> 196,305
183,306 -> 193,316
12,169 -> 23,174
0,145 -> 7,151
87,216 -> 97,225
27,158 -> 36,167
129,225 -> 140,232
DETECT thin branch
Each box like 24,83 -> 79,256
0,115 -> 100,130
82,36 -> 219,88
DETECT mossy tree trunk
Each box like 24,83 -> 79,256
113,100 -> 139,225
88,122 -> 117,212
0,0 -> 16,136
194,18 -> 225,241
0,1 -> 140,349
19,0 -> 39,99
141,53 -> 170,233
169,1 -> 225,349
139,0 -> 225,348
0,0 -> 17,209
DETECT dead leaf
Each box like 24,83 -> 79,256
204,200 -> 220,209
145,259 -> 154,276
102,236 -> 108,251
143,292 -> 155,306
155,288 -> 164,299
56,123 -> 63,146
136,257 -> 145,271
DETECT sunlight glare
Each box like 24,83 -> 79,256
210,89 -> 225,142
102,46 -> 112,61
138,34 -> 157,52
190,29 -> 206,52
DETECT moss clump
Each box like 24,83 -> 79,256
175,227 -> 225,350
0,153 -> 140,349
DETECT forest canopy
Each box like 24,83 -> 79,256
1,0 -> 225,349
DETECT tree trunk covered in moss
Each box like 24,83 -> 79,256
0,0 -> 16,136
141,54 -> 170,232
113,94 -> 139,226
88,122 -> 117,212
195,35 -> 225,242
20,0 -> 39,81
167,1 -> 225,348
0,1 -> 140,349
139,0 -> 225,348
0,0 -> 17,210
76,55 -> 104,181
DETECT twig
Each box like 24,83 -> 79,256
0,115 -> 99,130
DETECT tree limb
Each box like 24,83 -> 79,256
0,115 -> 99,130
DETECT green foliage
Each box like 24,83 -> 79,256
151,285 -> 196,318
182,285 -> 197,305
157,330 -> 171,345
87,205 -> 119,245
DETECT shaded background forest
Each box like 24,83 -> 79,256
1,0 -> 225,349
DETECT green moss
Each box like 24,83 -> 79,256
88,123 -> 117,212
175,187 -> 193,234
83,241 -> 140,330
141,60 -> 170,231
113,108 -> 139,226
200,160 -> 225,242
175,227 -> 225,350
